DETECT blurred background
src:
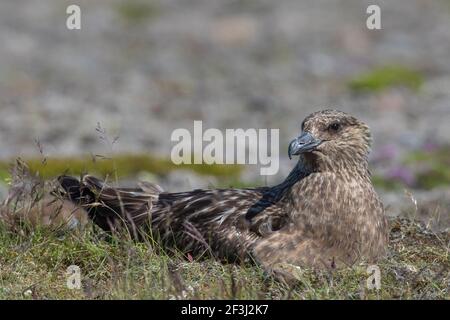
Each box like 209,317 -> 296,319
0,0 -> 449,230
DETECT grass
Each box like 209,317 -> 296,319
404,146 -> 450,190
0,154 -> 243,183
116,1 -> 159,24
2,143 -> 449,192
372,175 -> 404,191
349,65 -> 423,93
0,217 -> 447,299
0,158 -> 448,300
372,145 -> 450,191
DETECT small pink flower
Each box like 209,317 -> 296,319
386,166 -> 416,186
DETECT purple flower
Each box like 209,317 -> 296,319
386,166 -> 416,186
422,141 -> 438,152
373,144 -> 398,162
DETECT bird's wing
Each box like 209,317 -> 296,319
153,187 -> 267,227
58,175 -> 290,241
152,185 -> 291,238
149,187 -> 285,258
58,175 -> 294,259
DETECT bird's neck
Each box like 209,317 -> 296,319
301,152 -> 370,179
268,160 -> 315,202
265,153 -> 371,209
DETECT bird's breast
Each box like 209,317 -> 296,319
289,173 -> 386,246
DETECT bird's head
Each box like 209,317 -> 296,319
288,110 -> 372,171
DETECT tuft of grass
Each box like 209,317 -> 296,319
349,65 -> 423,93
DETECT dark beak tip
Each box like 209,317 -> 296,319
288,132 -> 322,157
288,139 -> 297,160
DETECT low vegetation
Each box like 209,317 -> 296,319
0,155 -> 447,300
0,215 -> 447,299
1,145 -> 448,192
372,145 -> 450,190
116,0 -> 160,24
349,65 -> 423,93
0,154 -> 243,183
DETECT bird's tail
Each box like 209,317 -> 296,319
57,175 -> 163,237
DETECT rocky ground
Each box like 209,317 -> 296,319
0,0 -> 449,230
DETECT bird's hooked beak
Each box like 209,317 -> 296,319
288,132 -> 322,159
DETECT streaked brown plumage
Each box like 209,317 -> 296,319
58,110 -> 388,278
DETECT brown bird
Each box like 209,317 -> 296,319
58,110 -> 388,278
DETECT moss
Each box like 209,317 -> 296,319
116,1 -> 159,24
372,145 -> 450,191
349,65 -> 423,93
372,175 -> 404,191
404,147 -> 450,189
0,168 -> 9,182
0,154 -> 243,181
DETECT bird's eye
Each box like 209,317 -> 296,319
328,122 -> 341,132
